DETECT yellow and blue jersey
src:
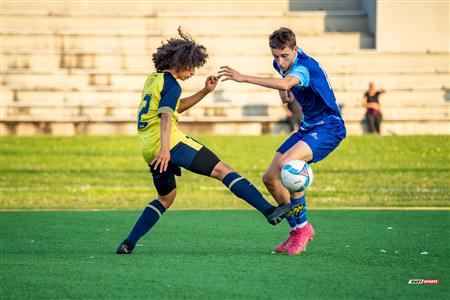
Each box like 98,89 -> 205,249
137,72 -> 202,164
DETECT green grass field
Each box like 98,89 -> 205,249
1,210 -> 449,299
1,135 -> 449,209
1,135 -> 449,299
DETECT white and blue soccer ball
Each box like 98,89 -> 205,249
280,160 -> 313,193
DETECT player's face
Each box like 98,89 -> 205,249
177,67 -> 195,81
271,46 -> 298,71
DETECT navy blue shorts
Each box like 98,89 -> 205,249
277,117 -> 346,163
150,136 -> 221,195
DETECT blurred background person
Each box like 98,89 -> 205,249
362,82 -> 385,134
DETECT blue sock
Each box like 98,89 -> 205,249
222,172 -> 274,215
286,215 -> 297,229
292,195 -> 307,227
126,199 -> 166,246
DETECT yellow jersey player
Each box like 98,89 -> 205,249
116,28 -> 301,254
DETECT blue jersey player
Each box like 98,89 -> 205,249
116,28 -> 302,254
219,27 -> 346,255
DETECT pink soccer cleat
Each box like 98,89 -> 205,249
274,230 -> 296,253
287,223 -> 315,256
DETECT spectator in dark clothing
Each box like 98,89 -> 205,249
362,82 -> 385,134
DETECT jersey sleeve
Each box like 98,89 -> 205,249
287,65 -> 310,88
273,59 -> 282,75
157,73 -> 181,114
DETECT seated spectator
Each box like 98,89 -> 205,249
362,82 -> 385,134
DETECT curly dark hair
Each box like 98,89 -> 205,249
152,27 -> 208,72
269,27 -> 297,49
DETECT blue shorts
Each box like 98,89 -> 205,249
149,136 -> 221,196
277,116 -> 346,163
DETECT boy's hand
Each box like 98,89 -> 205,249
281,90 -> 295,103
218,66 -> 245,82
204,75 -> 219,92
151,146 -> 171,173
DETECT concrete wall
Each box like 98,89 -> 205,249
361,0 -> 376,36
376,1 -> 449,52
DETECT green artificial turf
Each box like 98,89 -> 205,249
1,210 -> 449,299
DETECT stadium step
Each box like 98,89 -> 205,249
2,50 -> 447,71
1,10 -> 368,34
2,102 -> 448,127
342,106 -> 449,121
3,117 -> 449,136
1,2 -> 448,136
1,31 -> 374,53
2,2 -> 289,13
3,68 -> 448,91
2,87 -> 448,107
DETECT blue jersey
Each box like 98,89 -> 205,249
273,49 -> 342,125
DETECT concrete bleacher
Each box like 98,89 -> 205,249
1,1 -> 449,135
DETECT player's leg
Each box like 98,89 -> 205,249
172,136 -> 301,224
268,140 -> 314,254
265,138 -> 312,252
116,165 -> 177,254
209,160 -> 301,225
210,161 -> 273,213
284,120 -> 345,255
262,153 -> 290,206
263,132 -> 313,201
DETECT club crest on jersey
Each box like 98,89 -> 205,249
309,132 -> 318,140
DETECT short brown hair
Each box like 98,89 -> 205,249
152,27 -> 208,72
269,27 -> 297,49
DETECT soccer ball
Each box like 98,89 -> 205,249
280,160 -> 313,193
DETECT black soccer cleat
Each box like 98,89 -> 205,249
266,202 -> 304,225
116,240 -> 135,254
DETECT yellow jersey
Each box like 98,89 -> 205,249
137,72 -> 200,164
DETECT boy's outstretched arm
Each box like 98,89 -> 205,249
219,66 -> 300,91
177,75 -> 219,113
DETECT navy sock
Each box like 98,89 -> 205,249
126,199 -> 166,246
292,195 -> 307,227
286,215 -> 297,229
222,172 -> 274,215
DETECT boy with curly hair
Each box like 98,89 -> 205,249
116,28 -> 301,254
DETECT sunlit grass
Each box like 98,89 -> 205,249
1,135 -> 449,209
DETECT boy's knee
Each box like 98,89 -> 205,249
211,162 -> 234,180
158,189 -> 176,209
262,171 -> 278,187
